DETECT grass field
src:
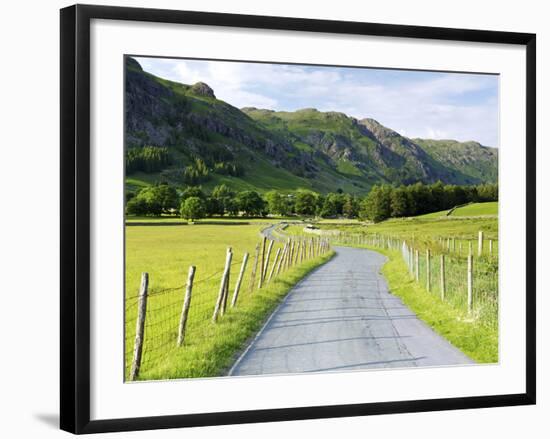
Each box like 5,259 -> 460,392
418,202 -> 498,219
125,202 -> 499,378
313,214 -> 498,257
125,223 -> 333,380
125,215 -> 299,225
451,202 -> 498,217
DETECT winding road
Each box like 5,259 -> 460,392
229,244 -> 473,376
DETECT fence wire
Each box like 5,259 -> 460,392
330,231 -> 498,330
125,234 -> 332,381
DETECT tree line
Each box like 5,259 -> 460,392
360,182 -> 498,222
126,146 -> 245,185
126,181 -> 498,222
126,146 -> 170,173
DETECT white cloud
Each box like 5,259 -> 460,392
134,57 -> 498,147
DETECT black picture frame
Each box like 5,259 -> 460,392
60,4 -> 536,434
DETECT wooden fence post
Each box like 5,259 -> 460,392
295,239 -> 301,264
415,249 -> 419,282
212,248 -> 233,322
467,254 -> 473,314
130,272 -> 149,381
268,248 -> 281,283
284,239 -> 291,270
258,236 -> 267,289
248,243 -> 260,293
231,252 -> 249,307
468,240 -> 473,257
478,231 -> 484,257
276,243 -> 287,275
177,266 -> 196,346
401,241 -> 411,273
282,240 -> 288,270
426,249 -> 431,292
221,248 -> 232,314
261,239 -> 274,285
440,254 -> 446,300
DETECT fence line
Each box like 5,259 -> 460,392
126,233 -> 332,381
327,230 -> 498,329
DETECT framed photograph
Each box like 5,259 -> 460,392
60,4 -> 536,434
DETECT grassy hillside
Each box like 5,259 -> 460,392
414,138 -> 498,184
452,202 -> 498,216
419,202 -> 498,219
125,57 -> 498,196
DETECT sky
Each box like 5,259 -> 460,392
135,56 -> 499,147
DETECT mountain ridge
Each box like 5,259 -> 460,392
125,57 -> 498,195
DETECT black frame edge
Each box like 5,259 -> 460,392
75,3 -> 534,44
60,4 -> 537,434
525,34 -> 536,404
79,394 -> 532,434
60,4 -> 77,434
61,4 -> 93,434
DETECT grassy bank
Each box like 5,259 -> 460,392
363,245 -> 498,363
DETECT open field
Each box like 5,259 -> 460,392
312,215 -> 498,256
124,200 -> 499,379
125,215 -> 299,225
315,218 -> 364,224
451,202 -> 498,217
418,202 -> 498,219
125,223 -> 333,380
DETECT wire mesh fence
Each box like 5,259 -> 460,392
327,231 -> 498,329
400,240 -> 498,329
124,235 -> 332,381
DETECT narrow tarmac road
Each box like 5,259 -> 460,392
229,246 -> 473,376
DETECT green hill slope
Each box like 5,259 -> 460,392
125,57 -> 498,195
413,139 -> 498,184
419,202 -> 498,218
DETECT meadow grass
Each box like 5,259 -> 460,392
451,202 -> 498,217
315,215 -> 498,256
315,218 -> 363,224
286,213 -> 498,242
417,209 -> 451,219
125,215 -> 297,224
125,223 -> 334,380
418,201 -> 498,219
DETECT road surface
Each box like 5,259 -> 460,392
229,245 -> 473,376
